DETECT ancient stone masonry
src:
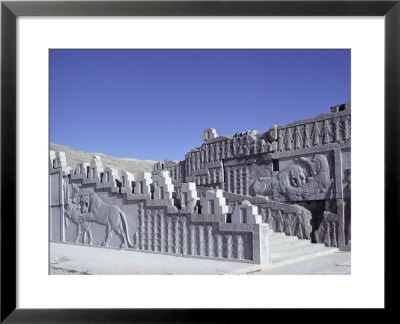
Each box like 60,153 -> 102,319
151,99 -> 351,249
277,112 -> 351,153
50,155 -> 271,264
50,99 -> 351,265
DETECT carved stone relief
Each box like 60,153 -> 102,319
51,102 -> 351,264
63,183 -> 138,248
314,211 -> 340,247
258,206 -> 312,240
251,154 -> 333,201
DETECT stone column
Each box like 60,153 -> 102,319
191,154 -> 195,172
226,235 -> 233,259
166,217 -> 172,253
216,235 -> 223,258
333,118 -> 341,142
139,205 -> 145,250
146,210 -> 152,250
207,226 -> 214,257
198,225 -> 205,256
243,168 -> 248,196
258,224 -> 271,265
181,218 -> 188,255
189,225 -> 196,255
153,210 -> 158,251
212,169 -> 217,183
50,168 -> 65,242
336,199 -> 346,248
225,167 -> 230,193
232,167 -> 237,194
160,211 -> 166,252
174,217 -> 180,254
334,148 -> 345,248
236,235 -> 244,259
237,168 -> 242,195
196,152 -> 200,170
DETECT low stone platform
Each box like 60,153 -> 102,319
49,242 -> 350,275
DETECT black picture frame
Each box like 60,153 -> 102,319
1,0 -> 399,322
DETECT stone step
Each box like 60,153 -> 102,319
270,232 -> 286,237
271,242 -> 327,259
270,235 -> 299,245
269,232 -> 338,267
271,245 -> 338,265
270,238 -> 311,250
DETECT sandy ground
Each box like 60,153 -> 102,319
50,242 -> 350,275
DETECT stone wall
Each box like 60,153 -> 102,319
153,99 -> 351,249
50,154 -> 271,264
50,99 -> 351,263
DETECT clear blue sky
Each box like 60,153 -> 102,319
50,49 -> 350,161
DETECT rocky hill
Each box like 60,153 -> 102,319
50,143 -> 157,174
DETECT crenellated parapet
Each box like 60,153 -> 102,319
120,170 -> 135,194
100,166 -> 119,191
153,170 -> 174,200
153,159 -> 183,183
132,171 -> 152,199
70,162 -> 90,180
50,150 -> 70,172
200,189 -> 229,215
89,155 -> 104,178
231,200 -> 262,225
180,182 -> 198,213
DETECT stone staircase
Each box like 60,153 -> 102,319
269,231 -> 338,266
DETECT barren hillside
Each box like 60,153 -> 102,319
50,143 -> 157,174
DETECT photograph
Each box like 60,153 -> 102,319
49,49 -> 351,275
2,0 -> 396,319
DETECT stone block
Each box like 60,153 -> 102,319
134,172 -> 153,194
231,200 -> 262,224
182,182 -> 196,191
267,125 -> 278,142
120,170 -> 135,188
202,128 -> 218,141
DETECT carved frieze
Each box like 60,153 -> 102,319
251,154 -> 333,201
314,211 -> 341,247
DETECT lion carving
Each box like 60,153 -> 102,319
80,193 -> 138,248
64,183 -> 94,244
251,154 -> 332,201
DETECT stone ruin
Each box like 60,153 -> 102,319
50,99 -> 351,265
